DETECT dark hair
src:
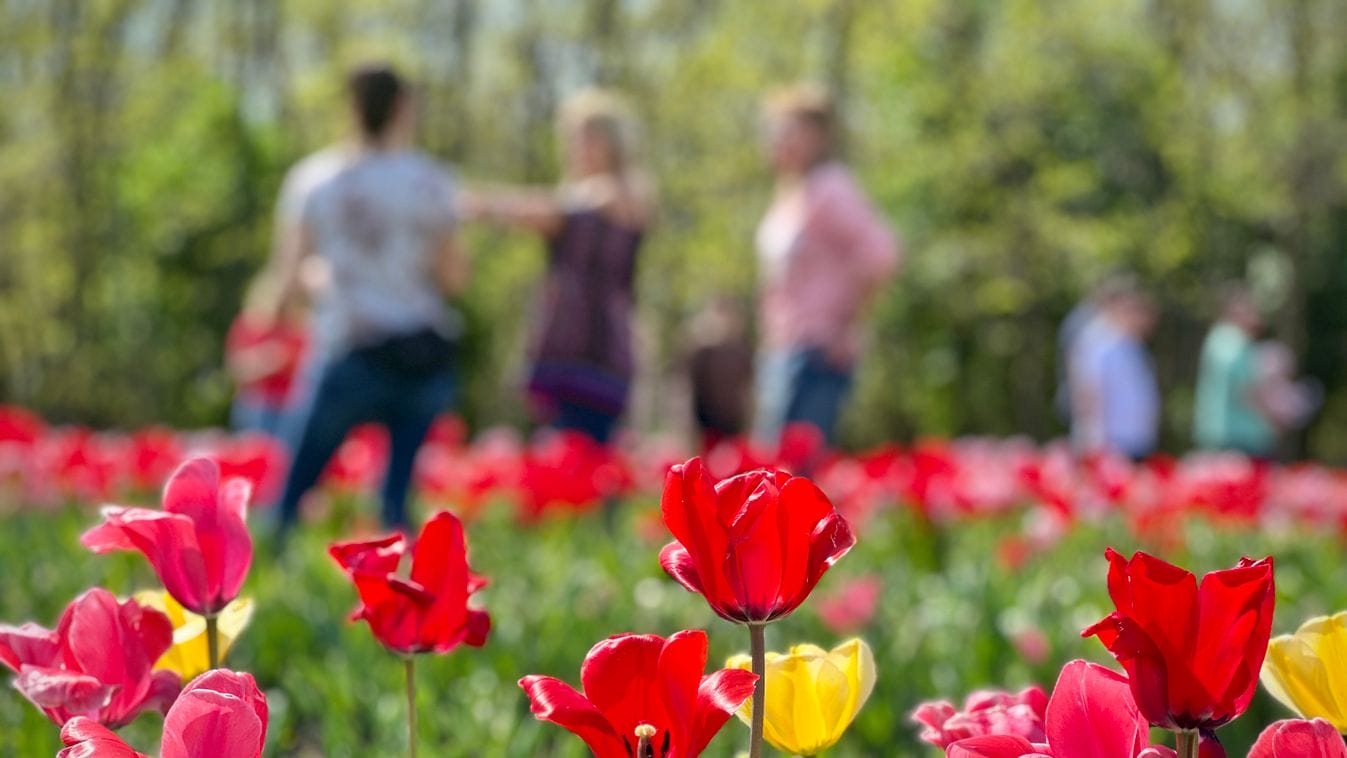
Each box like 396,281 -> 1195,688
347,64 -> 405,137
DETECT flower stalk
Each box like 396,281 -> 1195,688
748,623 -> 766,758
205,613 -> 220,670
405,656 -> 418,758
1177,730 -> 1198,758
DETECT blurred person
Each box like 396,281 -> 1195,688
686,296 -> 754,452
267,63 -> 468,535
1254,340 -> 1323,437
752,84 -> 900,448
225,272 -> 309,438
1054,275 -> 1133,425
460,89 -> 654,445
1192,285 -> 1276,456
1070,282 -> 1159,460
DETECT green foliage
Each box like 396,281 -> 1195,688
2,0 -> 1346,455
0,496 -> 1337,755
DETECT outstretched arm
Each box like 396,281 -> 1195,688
459,186 -> 564,237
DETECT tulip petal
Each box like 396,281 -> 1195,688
82,508 -> 211,615
661,460 -> 733,611
161,689 -> 264,758
686,667 -> 758,757
15,665 -> 116,715
580,634 -> 666,744
329,533 -> 406,575
0,622 -> 59,673
1249,718 -> 1347,758
410,512 -> 477,651
464,609 -> 490,648
830,639 -> 876,743
161,670 -> 266,758
58,716 -> 147,758
658,630 -> 708,752
59,590 -> 171,704
659,541 -> 706,596
519,675 -> 628,758
776,477 -> 843,604
722,479 -> 786,620
161,458 -> 254,612
1194,557 -> 1275,721
1045,660 -> 1149,758
945,734 -> 1047,757
1261,614 -> 1347,730
1082,611 -> 1175,729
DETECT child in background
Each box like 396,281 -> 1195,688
1254,340 -> 1322,437
687,297 -> 754,452
225,273 -> 309,438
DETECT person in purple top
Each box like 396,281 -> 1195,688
462,89 -> 655,444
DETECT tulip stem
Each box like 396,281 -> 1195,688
748,622 -> 766,758
205,614 -> 220,670
405,657 -> 418,758
1176,730 -> 1198,758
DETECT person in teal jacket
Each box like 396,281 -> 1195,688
1193,285 -> 1276,456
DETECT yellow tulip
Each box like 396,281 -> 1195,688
133,590 -> 254,682
1261,611 -> 1347,732
727,638 -> 876,756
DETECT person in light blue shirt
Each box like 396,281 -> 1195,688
1070,284 -> 1160,460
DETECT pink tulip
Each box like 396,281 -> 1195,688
82,458 -> 253,616
1249,719 -> 1347,758
913,686 -> 1048,749
58,669 -> 267,758
0,588 -> 178,728
942,660 -> 1205,758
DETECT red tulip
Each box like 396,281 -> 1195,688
127,428 -> 184,494
329,510 -> 490,655
1082,549 -> 1274,732
0,588 -> 179,728
81,458 -> 254,616
912,686 -> 1048,749
659,457 -> 855,623
59,669 -> 268,758
519,629 -> 757,758
1249,719 -> 1347,758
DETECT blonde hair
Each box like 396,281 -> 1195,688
557,88 -> 656,224
763,82 -> 837,152
558,87 -> 644,177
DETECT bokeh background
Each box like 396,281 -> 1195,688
6,1 -> 1347,756
5,0 -> 1347,457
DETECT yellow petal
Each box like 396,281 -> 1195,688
133,590 -> 254,683
1261,612 -> 1347,732
764,653 -> 806,753
731,639 -> 876,756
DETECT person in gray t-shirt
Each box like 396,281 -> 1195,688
266,63 -> 468,536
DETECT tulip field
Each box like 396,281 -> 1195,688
5,407 -> 1347,756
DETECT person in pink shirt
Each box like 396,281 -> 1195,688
754,84 -> 901,446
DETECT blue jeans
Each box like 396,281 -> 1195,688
552,400 -> 619,445
230,394 -> 288,439
276,350 -> 454,532
754,348 -> 853,446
